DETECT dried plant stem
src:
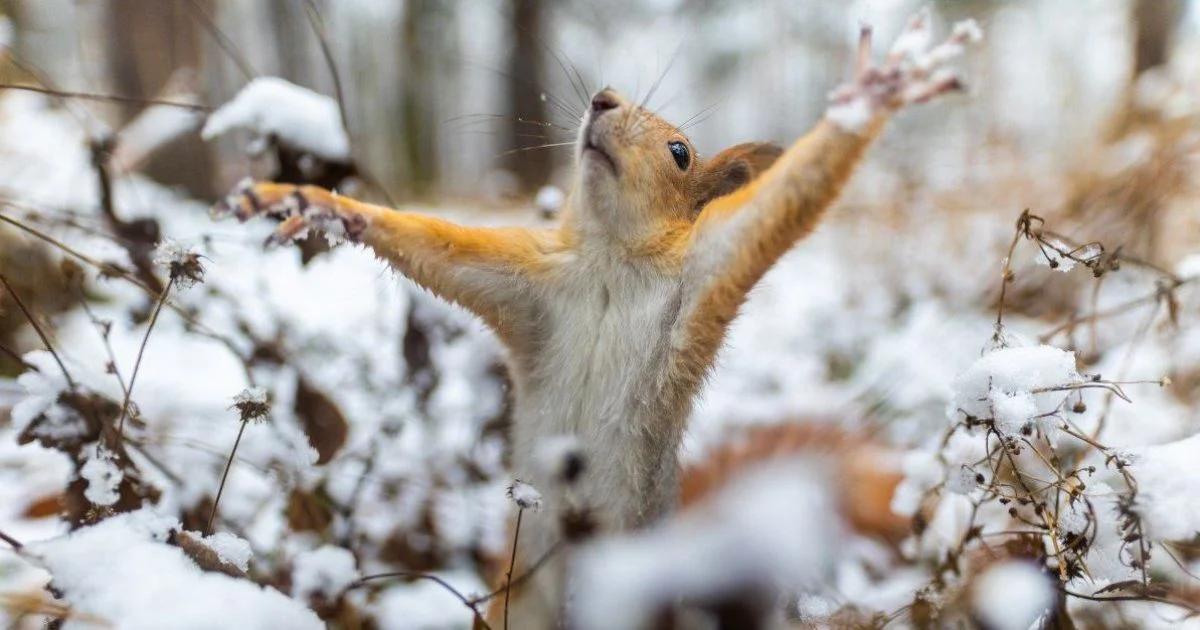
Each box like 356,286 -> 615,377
0,529 -> 23,550
351,572 -> 491,630
470,541 -> 563,606
0,274 -> 76,390
504,509 -> 524,630
0,84 -> 211,112
116,277 -> 175,446
0,341 -> 36,370
206,419 -> 249,537
992,209 -> 1030,340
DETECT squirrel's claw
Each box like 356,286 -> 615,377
827,10 -> 982,132
212,180 -> 367,249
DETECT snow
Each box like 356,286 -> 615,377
1128,434 -> 1200,541
200,77 -> 350,163
951,345 -> 1080,435
888,9 -> 934,62
24,510 -> 323,630
79,449 -> 122,506
11,351 -> 83,439
371,570 -> 487,630
572,462 -> 838,630
1034,236 -> 1080,272
0,16 -> 13,50
972,561 -> 1055,630
202,532 -> 252,572
827,96 -> 875,134
290,545 -> 358,600
535,185 -> 564,217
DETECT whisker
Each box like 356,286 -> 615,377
639,42 -> 683,112
529,33 -> 590,109
463,58 -> 582,125
493,141 -> 576,160
678,98 -> 727,132
444,113 -> 574,135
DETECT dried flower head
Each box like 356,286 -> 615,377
231,387 -> 270,423
152,239 -> 205,288
506,480 -> 543,511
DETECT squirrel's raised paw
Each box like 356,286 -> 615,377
827,9 -> 982,132
210,180 -> 367,248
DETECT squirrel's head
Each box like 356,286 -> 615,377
570,88 -> 782,241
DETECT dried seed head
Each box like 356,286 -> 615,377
152,239 -> 205,288
231,387 -> 270,423
506,480 -> 543,511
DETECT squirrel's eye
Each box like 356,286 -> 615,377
668,141 -> 690,171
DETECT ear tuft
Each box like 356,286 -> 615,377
693,142 -> 783,214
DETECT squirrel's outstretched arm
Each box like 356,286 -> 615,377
214,182 -> 560,342
668,15 -> 981,386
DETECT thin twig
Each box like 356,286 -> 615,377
0,84 -> 211,111
0,529 -> 23,550
351,571 -> 491,629
504,509 -> 524,630
469,541 -> 564,606
0,341 -> 37,371
116,277 -> 175,446
0,274 -> 76,390
206,419 -> 249,536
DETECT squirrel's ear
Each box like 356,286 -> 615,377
693,142 -> 784,214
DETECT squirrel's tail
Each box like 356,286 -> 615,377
679,421 -> 910,542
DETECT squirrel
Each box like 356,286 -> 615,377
213,11 -> 979,628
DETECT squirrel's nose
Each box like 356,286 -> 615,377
590,89 -> 620,114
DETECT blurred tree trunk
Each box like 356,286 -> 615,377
1105,0 -> 1186,139
397,0 -> 441,199
1132,0 -> 1184,75
506,0 -> 550,193
105,0 -> 214,198
269,0 -> 304,81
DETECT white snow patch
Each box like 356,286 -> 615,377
372,570 -> 486,630
201,77 -> 350,162
572,463 -> 837,630
79,449 -> 122,506
1129,433 -> 1200,541
827,96 -> 874,134
11,351 -> 87,441
25,509 -> 322,630
291,545 -> 359,600
0,16 -> 13,50
952,345 -> 1080,436
203,531 -> 253,572
535,185 -> 565,216
972,561 -> 1054,630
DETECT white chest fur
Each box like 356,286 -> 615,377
510,250 -> 686,531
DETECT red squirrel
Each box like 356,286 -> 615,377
213,11 -> 980,627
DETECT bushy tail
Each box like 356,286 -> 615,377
679,421 -> 910,542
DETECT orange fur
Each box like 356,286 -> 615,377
679,422 -> 909,542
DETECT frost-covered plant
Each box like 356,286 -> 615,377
888,211 -> 1200,626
